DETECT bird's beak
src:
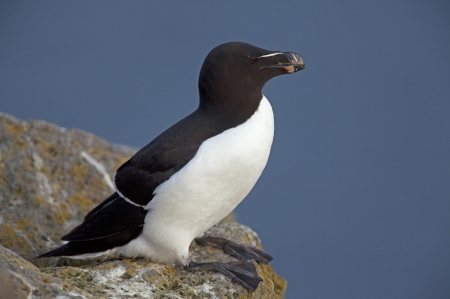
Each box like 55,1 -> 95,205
261,52 -> 305,74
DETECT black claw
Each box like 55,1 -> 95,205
195,237 -> 273,264
187,260 -> 262,291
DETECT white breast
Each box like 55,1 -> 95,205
116,95 -> 274,264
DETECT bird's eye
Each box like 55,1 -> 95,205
249,57 -> 257,63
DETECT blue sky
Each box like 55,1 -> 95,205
1,1 -> 449,298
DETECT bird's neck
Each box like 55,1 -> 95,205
197,82 -> 263,124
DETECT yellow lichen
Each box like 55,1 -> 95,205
2,121 -> 27,139
15,217 -> 36,232
67,194 -> 95,214
70,163 -> 89,185
0,223 -> 35,256
53,202 -> 71,225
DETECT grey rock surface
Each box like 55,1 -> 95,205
43,222 -> 286,299
0,112 -> 134,268
0,244 -> 93,299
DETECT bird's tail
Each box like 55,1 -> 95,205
37,238 -> 115,258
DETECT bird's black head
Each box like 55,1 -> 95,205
198,42 -> 304,115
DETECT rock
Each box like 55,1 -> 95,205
0,244 -> 94,299
0,112 -> 287,298
43,222 -> 287,299
0,112 -> 134,268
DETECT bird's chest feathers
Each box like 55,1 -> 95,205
188,96 -> 273,192
204,97 -> 272,174
150,96 -> 274,210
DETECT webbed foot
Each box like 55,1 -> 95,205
187,260 -> 262,291
195,237 -> 273,264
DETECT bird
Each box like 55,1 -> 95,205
38,41 -> 305,290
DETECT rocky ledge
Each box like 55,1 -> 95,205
0,112 -> 286,299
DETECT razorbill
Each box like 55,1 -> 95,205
38,42 -> 305,290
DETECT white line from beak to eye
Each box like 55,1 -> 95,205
257,52 -> 283,58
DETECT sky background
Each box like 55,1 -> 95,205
1,1 -> 450,298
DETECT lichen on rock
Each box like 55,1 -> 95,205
0,245 -> 93,299
0,112 -> 134,268
42,222 -> 286,299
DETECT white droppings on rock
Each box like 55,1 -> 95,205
198,283 -> 218,299
88,265 -> 157,299
93,272 -> 107,284
80,151 -> 114,190
105,265 -> 127,278
36,172 -> 54,204
32,152 -> 44,170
